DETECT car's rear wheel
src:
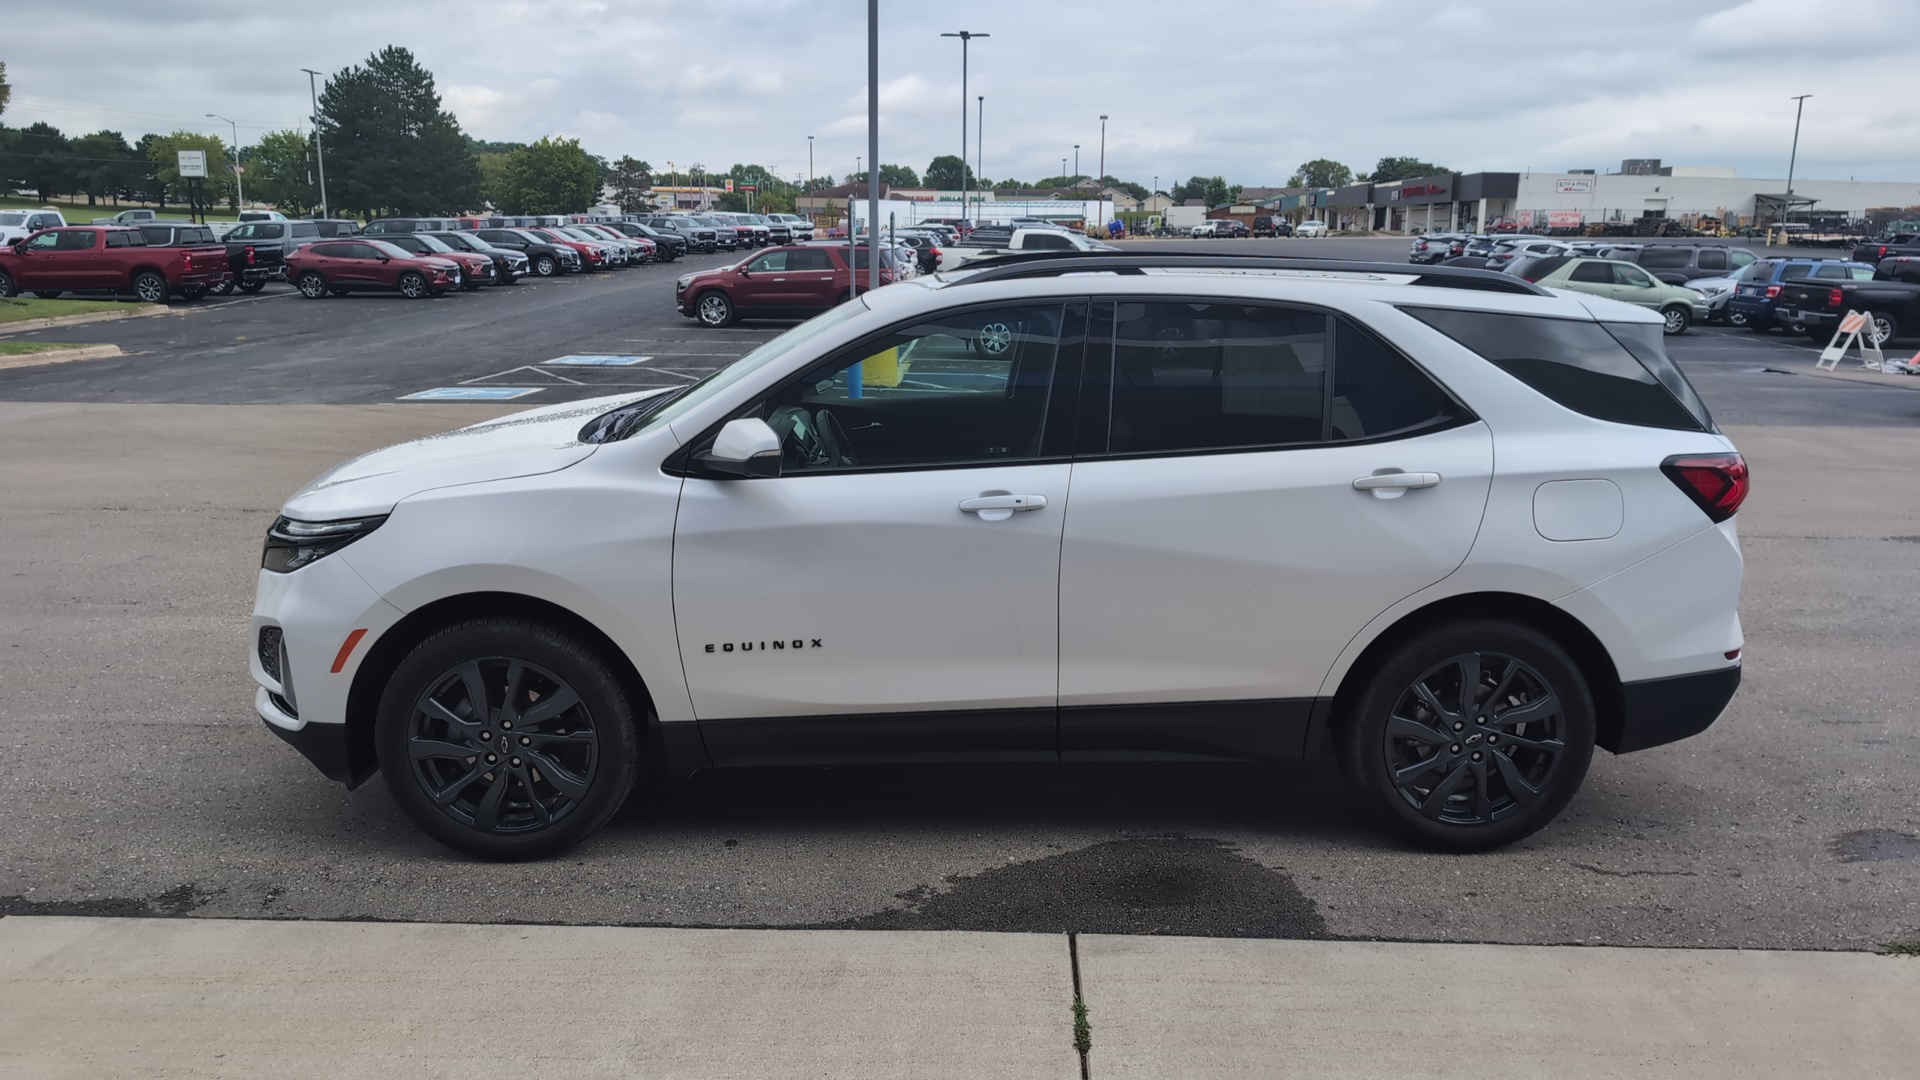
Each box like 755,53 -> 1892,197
297,271 -> 328,299
532,255 -> 557,277
0,270 -> 15,298
1338,620 -> 1596,852
237,279 -> 266,294
1661,305 -> 1692,335
696,290 -> 735,327
1868,310 -> 1899,345
398,272 -> 429,299
375,618 -> 641,860
209,279 -> 235,296
32,290 -> 61,299
132,270 -> 169,304
328,287 -> 351,297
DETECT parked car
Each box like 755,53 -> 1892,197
534,228 -> 612,269
475,228 -> 581,276
1410,233 -> 1470,264
1530,257 -> 1709,334
284,238 -> 464,299
362,218 -> 466,236
0,225 -> 230,302
1772,256 -> 1920,344
134,222 -> 231,299
310,219 -> 363,238
423,230 -> 529,282
675,243 -> 899,326
221,219 -> 325,292
642,216 -> 720,254
937,225 -> 1116,271
237,210 -> 290,223
1293,220 -> 1328,238
600,221 -> 685,261
1465,233 -> 1543,259
575,224 -> 655,264
1849,232 -> 1920,266
1681,262 -> 1765,324
1485,239 -> 1574,272
1252,215 -> 1289,238
90,208 -> 158,225
254,250 -> 1744,859
1727,258 -> 1876,332
707,214 -> 762,248
0,208 -> 68,246
770,213 -> 816,242
552,226 -> 627,268
375,233 -> 497,289
1190,220 -> 1235,238
1617,245 -> 1759,285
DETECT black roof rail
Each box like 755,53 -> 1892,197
942,250 -> 1553,295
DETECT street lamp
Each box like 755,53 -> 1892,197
1098,115 -> 1108,187
1074,144 -> 1080,181
940,30 -> 989,223
1786,94 -> 1812,199
808,135 -> 814,188
206,113 -> 243,210
976,95 -> 984,220
300,69 -> 328,218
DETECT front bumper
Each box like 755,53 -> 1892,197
259,692 -> 366,787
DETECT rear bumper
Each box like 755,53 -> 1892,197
1605,666 -> 1741,753
1773,308 -> 1839,331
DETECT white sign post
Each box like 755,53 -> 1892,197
176,150 -> 207,178
1815,310 -> 1885,371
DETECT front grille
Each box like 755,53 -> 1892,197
258,626 -> 283,682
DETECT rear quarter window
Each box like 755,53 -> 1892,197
1637,247 -> 1693,269
1402,307 -> 1711,432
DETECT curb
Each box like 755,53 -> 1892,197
0,305 -> 173,336
0,344 -> 125,370
1809,365 -> 1920,391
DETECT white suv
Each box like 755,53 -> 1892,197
252,255 -> 1746,859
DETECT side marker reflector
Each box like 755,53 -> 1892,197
1724,648 -> 1742,661
331,628 -> 370,673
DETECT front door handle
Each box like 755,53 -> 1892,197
1353,472 -> 1441,499
960,494 -> 1048,521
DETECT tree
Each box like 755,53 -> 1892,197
490,136 -> 601,215
1363,156 -> 1447,183
878,163 -> 919,188
1286,158 -> 1353,189
923,154 -> 975,190
1101,176 -> 1149,202
609,155 -> 652,212
316,46 -> 484,216
16,122 -> 79,203
0,60 -> 10,119
70,130 -> 136,206
1169,175 -> 1212,203
144,130 -> 233,210
1203,175 -> 1231,207
246,129 -> 319,213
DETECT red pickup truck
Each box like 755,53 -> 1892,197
0,226 -> 232,303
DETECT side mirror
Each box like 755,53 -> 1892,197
698,417 -> 782,478
6,238 -> 21,248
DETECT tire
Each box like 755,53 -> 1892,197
179,286 -> 205,301
374,618 -> 641,860
297,271 -> 328,299
398,272 -> 429,299
32,290 -> 62,299
532,255 -> 557,277
1337,619 -> 1596,852
328,287 -> 351,297
1661,305 -> 1691,335
0,270 -> 13,298
132,270 -> 170,304
237,279 -> 266,294
1867,310 -> 1899,346
210,279 -> 235,297
695,290 -> 735,327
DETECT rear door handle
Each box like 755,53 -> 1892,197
1353,472 -> 1441,495
960,494 -> 1048,520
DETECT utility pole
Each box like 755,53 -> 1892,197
301,69 -> 329,217
1074,145 -> 1080,181
1098,115 -> 1107,188
939,30 -> 989,227
808,135 -> 814,188
868,0 -> 880,293
1786,93 -> 1812,199
206,113 -> 243,210
977,95 -> 984,223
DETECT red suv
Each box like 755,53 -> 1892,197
676,243 -> 898,327
527,228 -> 608,270
285,239 -> 464,299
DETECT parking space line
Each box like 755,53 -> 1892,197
399,387 -> 544,401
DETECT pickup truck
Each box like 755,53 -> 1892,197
1774,256 -> 1920,345
1850,232 -> 1920,266
935,226 -> 1113,271
138,222 -> 234,298
92,209 -> 160,225
221,218 -> 325,292
0,208 -> 68,246
0,225 -> 232,302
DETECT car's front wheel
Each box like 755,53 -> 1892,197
532,255 -> 557,277
375,618 -> 641,860
237,279 -> 266,294
398,272 -> 429,299
1867,310 -> 1899,345
297,271 -> 328,299
696,290 -> 735,327
1661,305 -> 1692,335
0,270 -> 15,298
1338,620 -> 1596,852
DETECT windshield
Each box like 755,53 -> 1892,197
411,234 -> 457,253
584,300 -> 871,443
366,239 -> 414,258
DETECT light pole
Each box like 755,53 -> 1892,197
808,135 -> 814,188
206,113 -> 243,210
1074,145 -> 1080,181
1785,94 -> 1812,200
940,30 -> 988,224
976,95 -> 984,221
300,68 -> 328,218
1061,157 -> 1067,185
867,0 -> 879,293
1098,115 -> 1107,187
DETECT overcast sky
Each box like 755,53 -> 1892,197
8,0 -> 1918,188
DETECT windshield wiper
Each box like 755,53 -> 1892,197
579,387 -> 689,444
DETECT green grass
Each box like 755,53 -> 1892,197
0,195 -> 241,223
1886,941 -> 1920,957
1071,997 -> 1091,1055
0,297 -> 138,324
0,340 -> 86,356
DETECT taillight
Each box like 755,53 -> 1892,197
1877,246 -> 1889,258
1827,287 -> 1844,308
1764,284 -> 1780,299
1661,453 -> 1748,523
245,245 -> 257,265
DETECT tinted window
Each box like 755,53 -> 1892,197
1879,260 -> 1920,283
747,251 -> 788,272
1023,232 -> 1076,250
1694,249 -> 1727,271
1404,307 -> 1707,431
1750,260 -> 1784,281
1813,264 -> 1849,280
1108,302 -> 1327,453
104,230 -> 138,248
1638,247 -> 1692,268
291,223 -> 319,238
384,236 -> 428,253
1568,261 -> 1613,284
757,304 -> 1064,471
1330,318 -> 1465,440
786,248 -> 835,271
309,243 -> 348,258
53,231 -> 97,251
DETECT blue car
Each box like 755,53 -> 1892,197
1728,257 -> 1876,331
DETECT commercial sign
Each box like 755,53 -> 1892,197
1555,178 -> 1594,194
1547,210 -> 1583,228
176,150 -> 207,179
1387,181 -> 1447,202
724,178 -> 735,192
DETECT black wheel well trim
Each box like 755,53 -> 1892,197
1315,591 -> 1625,756
341,591 -> 686,789
128,265 -> 168,283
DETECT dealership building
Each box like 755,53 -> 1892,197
1320,162 -> 1920,233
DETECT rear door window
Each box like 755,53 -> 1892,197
1568,262 -> 1613,284
1329,318 -> 1467,440
1403,306 -> 1710,432
1813,264 -> 1850,280
1694,249 -> 1727,272
1107,302 -> 1328,453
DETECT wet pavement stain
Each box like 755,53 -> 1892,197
0,884 -> 215,918
1831,830 -> 1920,863
811,836 -> 1328,939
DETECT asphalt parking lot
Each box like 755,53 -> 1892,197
1,238 -> 1915,950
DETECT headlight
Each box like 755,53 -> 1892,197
262,515 -> 386,573
677,275 -> 693,289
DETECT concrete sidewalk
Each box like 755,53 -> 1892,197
2,917 -> 1915,1079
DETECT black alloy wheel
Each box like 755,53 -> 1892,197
298,271 -> 328,299
132,270 -> 169,304
533,255 -> 557,277
375,619 -> 640,859
1340,621 -> 1595,851
398,271 -> 429,299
